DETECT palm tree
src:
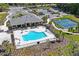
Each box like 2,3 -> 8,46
58,30 -> 64,42
68,27 -> 74,32
59,30 -> 62,38
76,23 -> 79,33
62,32 -> 65,40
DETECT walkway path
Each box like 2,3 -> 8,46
3,11 -> 12,27
0,8 -> 13,31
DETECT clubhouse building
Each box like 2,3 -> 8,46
7,9 -> 43,29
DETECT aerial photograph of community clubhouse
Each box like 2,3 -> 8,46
0,3 -> 79,56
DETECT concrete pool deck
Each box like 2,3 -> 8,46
13,26 -> 56,49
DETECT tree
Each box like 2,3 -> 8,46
59,30 -> 62,38
2,40 -> 11,55
49,21 -> 52,24
0,3 -> 9,12
56,3 -> 79,15
61,32 -> 65,40
32,10 -> 38,15
48,21 -> 52,27
68,27 -> 74,32
76,23 -> 79,33
42,15 -> 48,23
76,8 -> 79,16
62,39 -> 78,56
58,30 -> 65,42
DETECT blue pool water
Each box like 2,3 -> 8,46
22,31 -> 47,41
55,19 -> 77,29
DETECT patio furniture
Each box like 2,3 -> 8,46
37,42 -> 40,44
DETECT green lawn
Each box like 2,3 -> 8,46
65,34 -> 79,42
0,12 -> 7,25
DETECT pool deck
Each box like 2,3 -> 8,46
13,26 -> 56,49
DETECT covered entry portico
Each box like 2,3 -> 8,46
10,21 -> 43,29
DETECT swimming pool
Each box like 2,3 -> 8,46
55,19 -> 77,29
22,31 -> 47,41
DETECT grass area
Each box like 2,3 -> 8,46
65,34 -> 79,42
49,26 -> 79,56
53,26 -> 79,42
0,12 -> 7,25
55,15 -> 79,23
0,12 -> 7,21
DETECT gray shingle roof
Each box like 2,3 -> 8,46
9,10 -> 43,26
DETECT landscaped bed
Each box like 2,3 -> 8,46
0,12 -> 7,25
